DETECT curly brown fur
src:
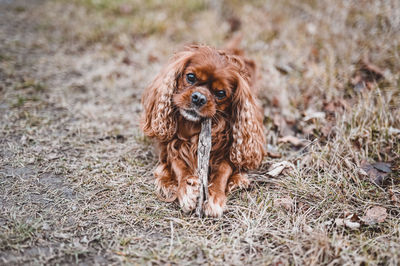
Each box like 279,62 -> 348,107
141,44 -> 265,217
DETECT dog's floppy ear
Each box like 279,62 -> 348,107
141,49 -> 193,142
230,72 -> 265,170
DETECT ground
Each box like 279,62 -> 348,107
0,0 -> 399,265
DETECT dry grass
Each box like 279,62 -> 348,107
1,0 -> 399,264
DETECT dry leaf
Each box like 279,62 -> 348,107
274,197 -> 294,211
389,190 -> 400,206
267,144 -> 281,158
147,54 -> 159,63
372,162 -> 392,173
227,16 -> 242,32
267,161 -> 295,177
118,4 -> 133,15
122,56 -> 131,65
303,109 -> 326,121
351,57 -> 385,92
360,57 -> 385,81
335,218 -> 344,227
323,100 -> 348,116
344,219 -> 361,229
391,194 -> 399,205
335,214 -> 361,230
275,62 -> 294,75
47,153 -> 59,160
278,135 -> 306,146
53,232 -> 72,239
267,151 -> 282,158
360,161 -> 391,186
273,114 -> 295,136
271,96 -> 280,107
388,127 -> 400,136
361,206 -> 387,225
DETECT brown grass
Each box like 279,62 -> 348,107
1,0 -> 399,264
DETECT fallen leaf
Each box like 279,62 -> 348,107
147,54 -> 159,63
335,218 -> 344,227
267,151 -> 282,158
47,153 -> 59,160
118,4 -> 133,15
303,109 -> 326,121
361,206 -> 387,225
267,161 -> 295,177
227,16 -> 241,32
271,96 -> 280,107
267,144 -> 281,158
275,62 -> 294,75
335,214 -> 361,230
344,219 -> 361,229
360,161 -> 391,186
388,127 -> 400,136
323,100 -> 348,115
389,190 -> 400,206
274,197 -> 294,211
273,114 -> 296,137
360,57 -> 385,81
372,162 -> 392,173
351,57 -> 385,92
278,135 -> 306,146
53,232 -> 72,239
122,56 -> 131,65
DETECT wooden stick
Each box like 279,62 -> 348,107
195,118 -> 212,217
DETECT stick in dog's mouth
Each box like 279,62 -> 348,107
195,118 -> 212,217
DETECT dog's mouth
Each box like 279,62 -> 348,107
179,108 -> 202,122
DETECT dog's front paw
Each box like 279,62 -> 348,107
203,192 -> 226,218
227,173 -> 250,193
154,164 -> 178,202
178,176 -> 199,213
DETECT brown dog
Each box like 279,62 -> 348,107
141,44 -> 265,217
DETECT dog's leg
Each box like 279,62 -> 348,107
203,161 -> 232,217
171,159 -> 199,213
226,172 -> 250,193
154,163 -> 178,202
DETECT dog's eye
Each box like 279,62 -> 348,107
215,90 -> 226,99
186,73 -> 196,84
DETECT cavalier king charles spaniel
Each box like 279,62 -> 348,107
141,44 -> 265,217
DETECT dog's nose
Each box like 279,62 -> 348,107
191,92 -> 207,107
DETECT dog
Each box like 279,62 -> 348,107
141,43 -> 265,217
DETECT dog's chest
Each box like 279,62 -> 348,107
176,119 -> 201,140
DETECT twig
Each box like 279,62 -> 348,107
195,118 -> 212,217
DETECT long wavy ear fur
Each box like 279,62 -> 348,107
230,73 -> 265,170
141,50 -> 192,142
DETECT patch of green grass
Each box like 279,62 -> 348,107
12,95 -> 27,107
0,220 -> 39,249
13,6 -> 26,13
67,0 -> 208,39
0,53 -> 12,62
12,95 -> 41,108
14,80 -> 46,92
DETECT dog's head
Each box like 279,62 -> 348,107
142,45 -> 265,169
